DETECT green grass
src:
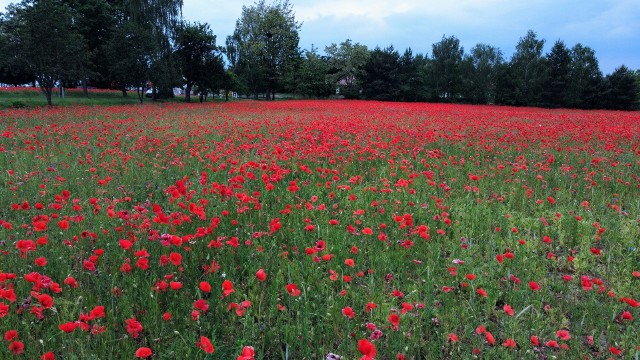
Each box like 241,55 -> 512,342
0,100 -> 638,359
0,87 -> 232,109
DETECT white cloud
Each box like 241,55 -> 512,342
296,0 -> 518,25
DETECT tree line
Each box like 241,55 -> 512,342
1,0 -> 638,110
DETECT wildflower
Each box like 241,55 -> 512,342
555,329 -> 571,341
342,306 -> 355,319
503,304 -> 514,316
388,313 -> 400,330
8,341 -> 24,355
58,322 -> 77,333
528,281 -> 540,291
256,269 -> 267,281
199,281 -> 212,293
530,335 -> 539,346
448,333 -> 459,342
285,283 -> 301,296
358,339 -> 376,359
222,280 -> 234,297
125,317 -> 143,338
197,336 -> 214,354
237,346 -> 255,360
4,330 -> 18,341
502,338 -> 517,348
135,347 -> 153,358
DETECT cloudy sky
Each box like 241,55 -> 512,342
182,0 -> 638,74
2,0 -> 638,73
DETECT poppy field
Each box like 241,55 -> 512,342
0,100 -> 639,359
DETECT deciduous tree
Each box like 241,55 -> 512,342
325,39 -> 369,99
228,0 -> 301,99
173,21 -> 221,102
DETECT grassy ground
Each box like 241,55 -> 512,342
0,87 -> 143,108
0,87 -> 232,109
0,100 -> 639,359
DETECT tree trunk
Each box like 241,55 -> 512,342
43,87 -> 53,106
185,84 -> 192,102
122,88 -> 128,97
225,90 -> 229,101
137,87 -> 144,104
82,79 -> 89,98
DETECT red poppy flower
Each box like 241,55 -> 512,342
222,280 -> 235,297
285,283 -> 301,296
365,302 -> 377,312
125,318 -> 143,339
388,313 -> 400,330
8,340 -> 24,355
530,335 -> 539,346
358,339 -> 376,359
197,336 -> 214,353
465,273 -> 476,281
169,252 -> 182,265
545,340 -> 559,348
135,347 -> 153,358
342,306 -> 355,319
35,257 -> 48,267
4,330 -> 18,341
256,269 -> 267,281
38,294 -> 53,309
237,346 -> 255,360
503,304 -> 514,316
609,346 -> 622,356
448,333 -> 459,342
58,220 -> 69,230
528,281 -> 540,291
345,258 -> 355,267
199,281 -> 212,293
555,329 -> 571,341
485,331 -> 495,345
58,322 -> 77,333
502,338 -> 516,348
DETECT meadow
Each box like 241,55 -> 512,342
0,98 -> 639,359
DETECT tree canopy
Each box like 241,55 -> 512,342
226,0 -> 300,99
0,0 -> 637,110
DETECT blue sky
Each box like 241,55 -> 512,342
2,0 -> 638,74
181,0 -> 638,74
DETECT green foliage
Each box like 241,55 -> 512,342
293,47 -> 333,98
509,30 -> 546,106
566,44 -> 603,109
325,39 -> 370,99
227,0 -> 301,99
463,44 -> 503,104
362,46 -> 401,101
0,6 -> 35,86
601,65 -> 639,110
8,0 -> 90,105
0,88 -> 144,108
173,21 -> 223,102
542,40 -> 572,107
430,35 -> 464,101
105,20 -> 156,103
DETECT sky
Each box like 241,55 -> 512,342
1,0 -> 638,74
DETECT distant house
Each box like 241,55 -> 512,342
336,76 -> 356,95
